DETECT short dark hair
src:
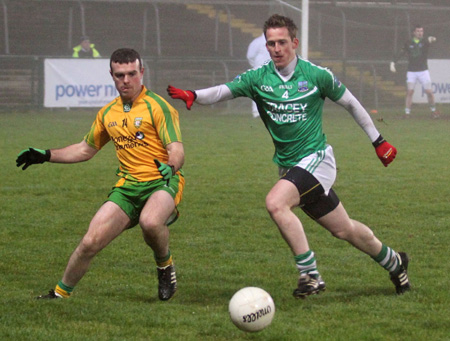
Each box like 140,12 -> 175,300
110,48 -> 142,71
263,14 -> 298,40
414,24 -> 423,30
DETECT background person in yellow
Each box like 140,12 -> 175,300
16,48 -> 184,301
72,35 -> 101,58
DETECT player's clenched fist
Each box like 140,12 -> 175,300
167,85 -> 196,110
154,159 -> 174,181
372,136 -> 397,167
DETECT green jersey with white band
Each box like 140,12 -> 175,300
226,57 -> 346,168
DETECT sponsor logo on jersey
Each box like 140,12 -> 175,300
134,117 -> 143,128
268,112 -> 308,123
110,135 -> 149,150
261,85 -> 274,92
267,101 -> 308,113
266,101 -> 308,123
135,131 -> 145,140
108,121 -> 117,127
298,81 -> 308,92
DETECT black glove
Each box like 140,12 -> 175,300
16,148 -> 51,170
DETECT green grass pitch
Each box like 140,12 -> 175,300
1,104 -> 449,340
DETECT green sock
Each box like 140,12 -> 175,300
155,250 -> 172,268
294,250 -> 319,277
373,244 -> 400,274
55,280 -> 74,298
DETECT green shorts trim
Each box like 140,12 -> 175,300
107,175 -> 182,228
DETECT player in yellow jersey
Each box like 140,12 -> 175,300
16,48 -> 184,301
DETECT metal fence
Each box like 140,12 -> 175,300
1,0 -> 449,110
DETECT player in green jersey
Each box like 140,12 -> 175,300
167,14 -> 410,297
17,48 -> 183,301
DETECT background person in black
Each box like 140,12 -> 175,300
390,24 -> 439,118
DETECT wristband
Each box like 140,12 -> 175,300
44,149 -> 51,161
372,135 -> 385,148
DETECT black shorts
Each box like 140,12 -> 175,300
282,166 -> 340,220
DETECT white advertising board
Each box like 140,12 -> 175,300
44,59 -> 118,108
413,59 -> 450,103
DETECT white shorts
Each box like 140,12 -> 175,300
406,70 -> 432,90
278,145 -> 336,195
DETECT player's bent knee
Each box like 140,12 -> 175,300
78,235 -> 103,256
139,220 -> 155,232
265,195 -> 285,218
139,218 -> 165,233
330,229 -> 350,241
265,199 -> 275,215
265,192 -> 276,211
327,220 -> 356,241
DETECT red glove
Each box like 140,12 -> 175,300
167,85 -> 196,110
373,135 -> 397,167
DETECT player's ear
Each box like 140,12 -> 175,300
292,37 -> 299,49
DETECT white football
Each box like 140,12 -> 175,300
228,287 -> 275,332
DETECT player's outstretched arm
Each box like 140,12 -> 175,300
49,140 -> 98,163
16,141 -> 98,170
335,89 -> 397,167
167,84 -> 234,109
167,85 -> 197,110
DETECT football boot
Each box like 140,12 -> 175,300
157,264 -> 177,301
293,274 -> 326,299
36,289 -> 62,299
390,252 -> 411,295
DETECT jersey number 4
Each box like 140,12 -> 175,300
282,90 -> 289,99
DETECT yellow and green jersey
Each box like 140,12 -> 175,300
84,86 -> 182,182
